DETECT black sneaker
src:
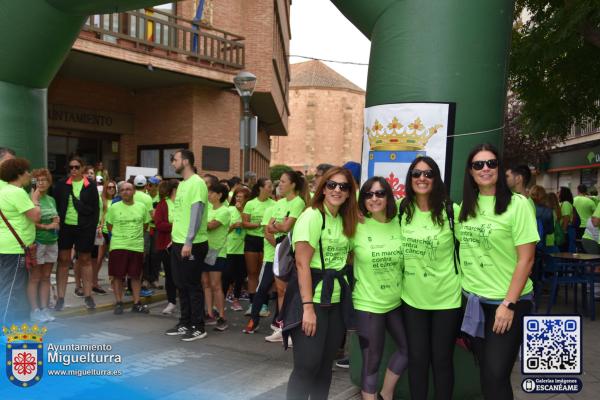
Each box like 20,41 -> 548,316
114,302 -> 124,315
131,303 -> 150,314
84,296 -> 96,310
92,286 -> 107,295
54,297 -> 65,312
74,288 -> 84,298
335,357 -> 350,369
165,325 -> 189,336
215,318 -> 228,332
181,327 -> 207,341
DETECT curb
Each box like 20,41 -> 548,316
56,292 -> 168,318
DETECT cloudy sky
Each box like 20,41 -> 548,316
289,0 -> 371,90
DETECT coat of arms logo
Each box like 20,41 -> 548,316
3,323 -> 46,388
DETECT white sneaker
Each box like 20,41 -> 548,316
41,308 -> 55,322
244,305 -> 252,316
162,302 -> 177,315
30,309 -> 46,323
287,336 -> 293,348
265,328 -> 283,343
259,304 -> 271,317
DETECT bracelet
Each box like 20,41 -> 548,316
302,301 -> 314,305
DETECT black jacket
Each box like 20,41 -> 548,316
55,176 -> 99,231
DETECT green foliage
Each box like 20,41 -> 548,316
270,164 -> 293,181
511,0 -> 600,139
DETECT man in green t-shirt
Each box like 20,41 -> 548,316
164,149 -> 209,342
106,182 -> 151,315
573,184 -> 597,240
134,175 -> 157,294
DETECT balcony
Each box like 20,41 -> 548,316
80,8 -> 245,71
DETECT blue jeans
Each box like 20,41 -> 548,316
0,254 -> 29,326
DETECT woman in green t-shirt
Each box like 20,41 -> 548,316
558,186 -> 577,252
353,176 -> 407,400
242,178 -> 275,311
459,144 -> 538,399
398,157 -> 461,400
285,167 -> 359,399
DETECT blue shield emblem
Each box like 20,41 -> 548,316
5,336 -> 44,387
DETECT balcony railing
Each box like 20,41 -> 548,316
82,8 -> 245,70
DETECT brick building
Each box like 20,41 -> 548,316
47,0 -> 290,181
270,60 -> 365,175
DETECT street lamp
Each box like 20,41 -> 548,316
234,71 -> 257,178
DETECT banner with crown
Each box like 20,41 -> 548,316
361,103 -> 454,198
3,324 -> 46,388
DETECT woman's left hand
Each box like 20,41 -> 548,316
493,304 -> 514,334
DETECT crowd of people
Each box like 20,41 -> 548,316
2,141 -> 597,399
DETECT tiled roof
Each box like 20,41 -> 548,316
290,60 -> 364,92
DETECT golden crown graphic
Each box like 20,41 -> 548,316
2,324 -> 47,343
366,117 -> 443,151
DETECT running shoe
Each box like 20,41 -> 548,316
270,322 -> 281,331
231,300 -> 243,311
41,308 -> 55,322
165,325 -> 189,336
226,293 -> 234,303
74,288 -> 84,298
265,328 -> 283,343
215,318 -> 229,332
84,296 -> 96,310
259,304 -> 271,317
242,319 -> 258,334
114,302 -> 124,315
181,327 -> 207,341
244,305 -> 252,316
54,297 -> 65,312
162,302 -> 177,315
92,286 -> 107,295
240,291 -> 250,301
205,316 -> 217,326
140,288 -> 154,297
30,309 -> 46,323
335,358 -> 350,369
131,303 -> 150,314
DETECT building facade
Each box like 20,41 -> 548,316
47,0 -> 290,181
270,60 -> 365,175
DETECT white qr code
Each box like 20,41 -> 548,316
523,316 -> 581,374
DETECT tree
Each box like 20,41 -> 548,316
511,0 -> 600,139
270,164 -> 293,181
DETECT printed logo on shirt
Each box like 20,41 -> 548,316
459,223 -> 493,250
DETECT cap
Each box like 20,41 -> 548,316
134,175 -> 147,187
148,176 -> 161,185
96,175 -> 104,183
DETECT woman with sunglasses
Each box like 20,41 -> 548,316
242,178 -> 275,314
285,167 -> 359,400
459,144 -> 538,399
352,177 -> 406,400
398,156 -> 461,400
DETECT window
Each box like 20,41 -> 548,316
138,144 -> 187,178
202,146 -> 230,172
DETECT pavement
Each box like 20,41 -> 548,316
2,260 -> 600,399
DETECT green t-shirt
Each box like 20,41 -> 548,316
134,190 -> 154,229
0,184 -> 36,254
583,203 -> 600,241
458,194 -> 539,299
292,206 -> 350,303
171,174 -> 208,244
0,180 -> 7,191
271,196 -> 306,239
102,201 -> 113,234
106,201 -> 150,253
560,201 -> 573,224
243,197 -> 275,237
546,211 -> 556,246
262,207 -> 276,263
400,204 -> 461,310
226,206 -> 245,255
35,194 -> 58,244
208,204 -> 231,258
351,217 -> 403,313
65,179 -> 84,226
574,195 -> 596,228
166,198 -> 175,223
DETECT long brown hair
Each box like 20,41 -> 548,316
102,180 -> 116,213
310,167 -> 359,238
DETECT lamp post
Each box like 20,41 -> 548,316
233,71 -> 257,179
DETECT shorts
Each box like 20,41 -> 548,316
203,256 -> 227,272
244,235 -> 264,253
58,224 -> 95,253
35,243 -> 58,264
108,250 -> 143,279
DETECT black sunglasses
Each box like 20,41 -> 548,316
471,159 -> 498,170
68,164 -> 81,170
325,180 -> 351,192
410,169 -> 434,179
364,190 -> 386,199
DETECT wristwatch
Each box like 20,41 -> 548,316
502,300 -> 516,310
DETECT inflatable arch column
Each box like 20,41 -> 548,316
0,0 -> 169,167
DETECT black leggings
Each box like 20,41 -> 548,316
356,307 -> 408,394
402,304 -> 461,400
160,249 -> 176,305
222,254 -> 246,299
469,299 -> 532,400
287,304 -> 346,400
250,261 -> 276,325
